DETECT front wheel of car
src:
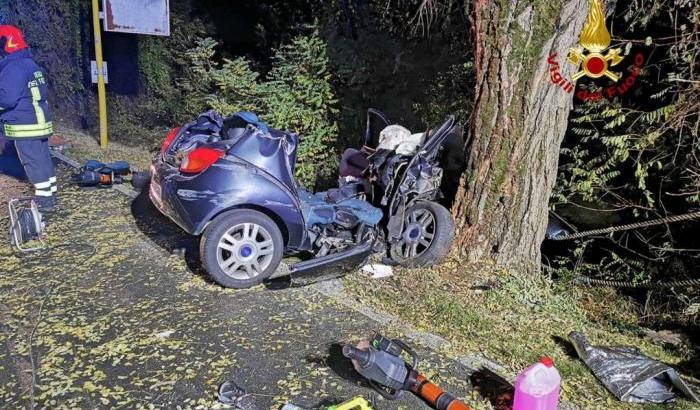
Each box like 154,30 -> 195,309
201,209 -> 284,289
389,202 -> 455,267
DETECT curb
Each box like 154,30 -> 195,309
312,278 -> 507,376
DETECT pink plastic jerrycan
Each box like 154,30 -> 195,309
513,357 -> 561,410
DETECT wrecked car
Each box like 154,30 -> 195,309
147,109 -> 456,288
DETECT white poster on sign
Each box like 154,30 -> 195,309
91,61 -> 109,84
103,0 -> 170,36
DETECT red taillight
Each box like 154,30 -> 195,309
180,147 -> 224,174
161,127 -> 181,154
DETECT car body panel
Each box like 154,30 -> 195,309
289,241 -> 374,286
150,153 -> 307,249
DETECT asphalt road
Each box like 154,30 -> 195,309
0,161 -> 473,409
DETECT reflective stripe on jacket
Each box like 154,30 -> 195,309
0,49 -> 53,140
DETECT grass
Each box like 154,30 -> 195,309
55,124 -> 157,172
342,257 -> 700,409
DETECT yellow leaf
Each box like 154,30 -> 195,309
83,381 -> 97,393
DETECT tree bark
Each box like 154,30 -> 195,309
452,0 -> 588,270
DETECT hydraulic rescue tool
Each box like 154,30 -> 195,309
8,198 -> 46,252
73,160 -> 131,188
218,379 -> 375,410
281,396 -> 375,410
343,331 -> 472,410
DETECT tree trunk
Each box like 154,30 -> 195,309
451,0 -> 588,269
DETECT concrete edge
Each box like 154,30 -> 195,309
311,278 -> 509,376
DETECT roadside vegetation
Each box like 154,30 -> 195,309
343,262 -> 698,409
550,0 -> 699,326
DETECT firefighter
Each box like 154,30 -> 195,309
0,25 -> 56,211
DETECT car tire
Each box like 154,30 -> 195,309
200,209 -> 284,289
389,201 -> 455,267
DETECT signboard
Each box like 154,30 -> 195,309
103,0 -> 170,36
91,61 -> 109,84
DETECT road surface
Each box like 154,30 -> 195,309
0,161 -> 473,409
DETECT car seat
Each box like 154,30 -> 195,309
339,148 -> 370,178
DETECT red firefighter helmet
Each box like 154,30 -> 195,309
0,25 -> 28,53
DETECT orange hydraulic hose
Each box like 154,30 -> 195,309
411,374 -> 472,410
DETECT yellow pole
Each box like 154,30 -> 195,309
91,0 -> 109,148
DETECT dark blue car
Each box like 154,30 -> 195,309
149,110 -> 456,288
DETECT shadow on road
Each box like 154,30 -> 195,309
130,189 -> 209,278
322,343 -> 369,385
469,367 -> 514,410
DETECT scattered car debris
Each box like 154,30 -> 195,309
154,329 -> 175,339
361,263 -> 393,279
569,331 -> 700,404
545,216 -> 571,240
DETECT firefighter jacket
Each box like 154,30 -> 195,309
0,49 -> 52,139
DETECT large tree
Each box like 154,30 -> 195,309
451,0 -> 588,269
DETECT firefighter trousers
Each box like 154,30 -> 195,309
13,138 -> 57,199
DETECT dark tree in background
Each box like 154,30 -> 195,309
451,0 -> 588,269
0,0 -> 86,117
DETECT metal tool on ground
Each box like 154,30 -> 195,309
8,197 -> 46,252
217,380 -> 259,410
342,331 -> 471,410
73,160 -> 131,188
281,396 -> 375,410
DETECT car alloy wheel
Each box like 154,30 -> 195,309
389,201 -> 455,267
396,208 -> 436,259
216,222 -> 275,280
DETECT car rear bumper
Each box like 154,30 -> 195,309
149,159 -> 200,235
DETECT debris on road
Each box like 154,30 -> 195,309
361,263 -> 393,279
218,380 -> 259,409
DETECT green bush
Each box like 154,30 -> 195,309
261,33 -> 339,188
177,32 -> 339,189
